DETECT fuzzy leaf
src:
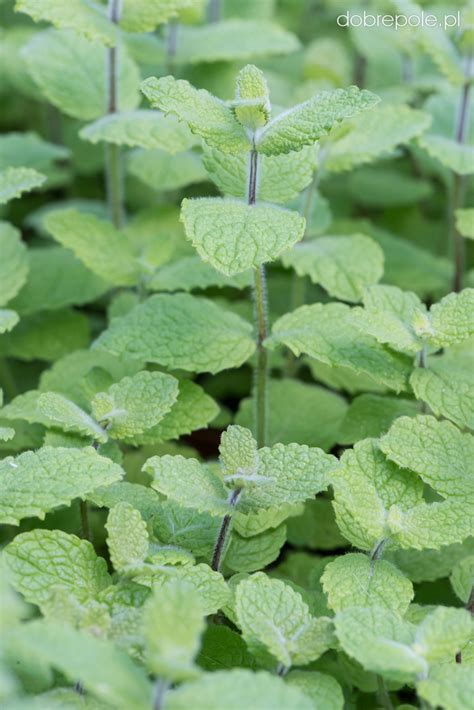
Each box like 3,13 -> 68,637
267,303 -> 411,392
149,256 -> 251,293
337,394 -> 419,445
37,391 -> 107,441
281,234 -> 384,303
181,198 -> 305,277
150,564 -> 230,615
141,76 -> 249,155
387,500 -> 474,549
91,371 -> 179,439
419,135 -> 474,175
106,503 -> 149,573
128,149 -> 207,192
286,671 -> 344,710
153,501 -> 219,559
219,425 -> 258,479
225,525 -> 287,573
427,290 -> 474,348
0,446 -> 123,525
23,29 -> 139,120
414,606 -> 474,663
256,86 -> 379,156
418,666 -> 474,710
236,573 -> 333,667
321,553 -> 413,615
0,221 -> 28,307
120,0 -> 201,32
0,166 -> 46,204
4,529 -> 111,608
94,293 -> 255,374
450,556 -> 474,605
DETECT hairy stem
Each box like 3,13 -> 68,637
153,678 -> 170,710
210,488 -> 241,572
106,0 -> 124,229
376,676 -> 394,710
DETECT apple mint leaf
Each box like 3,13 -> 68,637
150,563 -> 230,615
413,606 -> 473,663
450,556 -> 474,604
23,29 -> 139,120
281,234 -> 384,303
0,446 -> 123,525
142,580 -> 205,681
4,529 -> 111,608
181,198 -> 305,277
128,148 -> 207,192
419,135 -> 474,175
427,289 -> 474,348
225,524 -> 287,573
0,166 -> 46,204
91,371 -> 179,439
380,415 -> 474,500
233,64 -> 270,131
321,553 -> 414,615
153,501 -> 220,559
120,0 -> 200,32
44,209 -> 140,287
9,620 -> 152,709
234,502 -> 302,539
0,221 -> 28,307
106,503 -> 149,574
267,303 -> 411,392
456,209 -> 474,239
149,256 -> 251,293
286,670 -> 344,710
256,86 -> 379,156
331,439 -> 423,551
337,394 -> 419,445
219,425 -> 258,480
145,455 -> 230,517
0,309 -> 19,334
88,482 -> 161,521
202,144 -> 316,204
141,76 -> 249,155
166,669 -> 313,710
37,391 -> 107,442
235,573 -> 334,668
94,293 -> 255,374
387,499 -> 473,549
418,666 -> 474,710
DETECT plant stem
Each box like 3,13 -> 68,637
165,20 -> 178,75
106,0 -> 124,229
376,676 -> 393,710
79,499 -> 91,542
153,678 -> 170,710
450,53 -> 473,292
210,488 -> 241,572
0,358 -> 18,400
208,0 -> 220,23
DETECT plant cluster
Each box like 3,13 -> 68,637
0,0 -> 473,709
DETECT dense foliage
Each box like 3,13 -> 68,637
1,0 -> 473,708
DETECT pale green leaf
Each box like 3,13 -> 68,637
80,109 -> 196,152
387,499 -> 474,549
234,502 -> 303,539
145,455 -> 230,517
417,666 -> 474,710
152,501 -> 219,559
120,0 -> 201,32
197,625 -> 257,672
306,357 -> 387,395
0,167 -> 46,204
0,131 -> 69,173
219,425 -> 258,480
37,391 -> 107,441
225,525 -> 287,573
282,234 -> 384,303
91,371 -> 179,439
202,144 -> 316,204
233,64 -> 270,131
286,670 -> 344,710
128,149 -> 207,192
414,606 -> 473,663
0,446 -> 123,525
166,669 -> 313,710
181,198 -> 305,277
236,573 -> 333,667
88,482 -> 161,521
256,86 -> 379,156
286,498 -> 347,551
267,303 -> 411,392
427,289 -> 474,348
150,563 -> 230,615
0,425 -> 15,441
456,209 -> 474,239
321,553 -> 413,615
380,415 -> 474,500
94,293 -> 255,374
23,29 -> 139,120
0,221 -> 28,307
0,309 -> 19,334
388,539 -> 474,584
142,580 -> 205,681
337,394 -> 420,445
4,529 -> 111,608
149,256 -> 251,293
141,76 -> 249,155
15,0 -> 118,46
450,556 -> 474,604
106,503 -> 149,573
419,135 -> 474,175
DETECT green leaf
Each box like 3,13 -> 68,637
80,110 -> 196,153
0,309 -> 90,361
427,289 -> 474,348
417,666 -> 474,710
256,86 -> 379,156
128,149 -> 207,192
149,256 -> 251,293
88,482 -> 161,521
325,104 -> 431,172
10,246 -> 108,315
141,76 -> 249,155
236,378 -> 347,451
202,145 -> 316,205
197,625 -> 256,672
235,573 -> 333,667
233,64 -> 270,131
23,29 -> 139,120
414,606 -> 474,663
142,580 -> 205,681
380,415 -> 474,500
153,501 -> 220,559
450,556 -> 474,604
0,446 -> 123,525
91,371 -> 179,439
286,670 -> 344,710
456,209 -> 474,239
120,0 -> 201,32
0,309 -> 19,334
419,135 -> 474,175
321,553 -> 413,615
44,209 -> 140,287
219,425 -> 258,480
150,564 -> 230,615
145,455 -> 230,517
331,439 -> 423,551
387,499 -> 473,549
9,620 -> 152,709
4,529 -> 111,608
337,394 -> 420,445
0,221 -> 28,307
281,234 -> 384,303
388,539 -> 474,584
0,131 -> 69,173
267,303 -> 411,392
15,0 -> 118,46
0,167 -> 46,204
166,669 -> 313,710
106,503 -> 149,573
225,525 -> 287,573
234,502 -> 303,539
181,198 -> 305,277
94,293 -> 255,374
37,391 -> 107,441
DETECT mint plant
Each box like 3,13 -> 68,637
1,1 -> 473,709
